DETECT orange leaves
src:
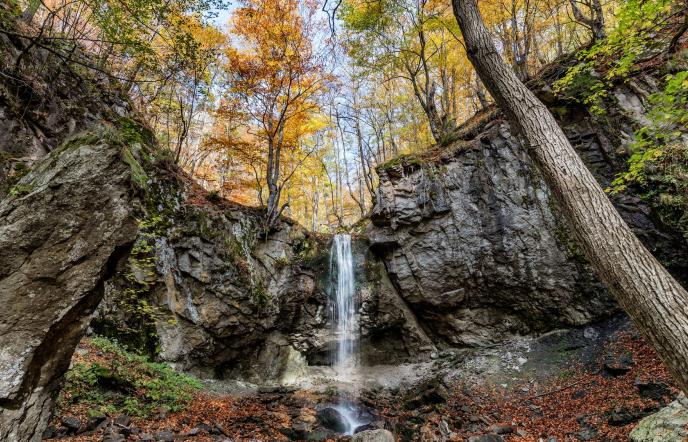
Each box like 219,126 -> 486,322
447,332 -> 677,441
209,0 -> 331,214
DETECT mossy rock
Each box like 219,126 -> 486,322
630,399 -> 688,442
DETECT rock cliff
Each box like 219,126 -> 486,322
93,191 -> 436,382
0,128 -> 141,441
367,72 -> 688,347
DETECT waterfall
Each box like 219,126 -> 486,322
330,233 -> 357,375
329,234 -> 366,434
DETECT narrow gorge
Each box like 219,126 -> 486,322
1,1 -> 688,440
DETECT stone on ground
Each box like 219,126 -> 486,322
351,429 -> 395,442
630,396 -> 688,442
316,407 -> 348,433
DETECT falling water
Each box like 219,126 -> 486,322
330,234 -> 357,375
329,234 -> 367,434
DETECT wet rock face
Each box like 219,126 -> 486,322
0,133 -> 139,441
302,238 -> 435,367
368,83 -> 688,347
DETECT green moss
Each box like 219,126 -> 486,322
0,0 -> 21,29
8,182 -> 34,197
179,208 -> 222,239
273,255 -> 291,268
122,146 -> 149,190
378,153 -> 425,172
551,217 -> 587,263
250,279 -> 270,310
53,120 -> 157,194
0,151 -> 13,165
292,234 -> 328,268
57,130 -> 104,154
58,336 -> 201,418
152,147 -> 177,166
377,140 -> 471,177
224,235 -> 250,279
117,117 -> 156,148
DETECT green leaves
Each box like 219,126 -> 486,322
554,0 -> 680,116
610,70 -> 688,238
59,337 -> 201,418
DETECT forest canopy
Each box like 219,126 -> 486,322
4,0 -> 687,230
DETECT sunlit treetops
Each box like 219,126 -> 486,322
12,0 -> 685,231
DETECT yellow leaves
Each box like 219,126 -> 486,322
206,0 -> 331,212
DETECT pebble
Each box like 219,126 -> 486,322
114,414 -> 131,427
60,416 -> 81,432
487,423 -> 514,434
154,429 -> 174,442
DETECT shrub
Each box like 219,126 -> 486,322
58,337 -> 201,418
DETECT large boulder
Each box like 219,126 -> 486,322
0,129 -> 140,441
630,396 -> 688,442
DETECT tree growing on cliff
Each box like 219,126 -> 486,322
222,0 -> 330,228
451,0 -> 688,394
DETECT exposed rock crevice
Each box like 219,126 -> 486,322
367,77 -> 688,347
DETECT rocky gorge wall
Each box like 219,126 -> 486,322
93,194 -> 437,382
121,69 -> 688,381
2,7 -> 687,438
367,71 -> 688,348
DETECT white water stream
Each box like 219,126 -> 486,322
329,234 -> 367,434
330,234 -> 357,374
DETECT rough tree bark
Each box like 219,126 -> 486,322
452,0 -> 688,394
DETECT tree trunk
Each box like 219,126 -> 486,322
568,0 -> 606,41
265,135 -> 280,227
474,73 -> 489,109
668,5 -> 688,53
452,0 -> 688,394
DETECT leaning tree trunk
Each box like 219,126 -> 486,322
452,0 -> 688,394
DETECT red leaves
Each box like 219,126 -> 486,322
447,332 -> 677,441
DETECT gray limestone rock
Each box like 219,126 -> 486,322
0,132 -> 139,441
351,429 -> 396,442
367,81 -> 688,346
368,120 -> 617,346
630,396 -> 688,442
